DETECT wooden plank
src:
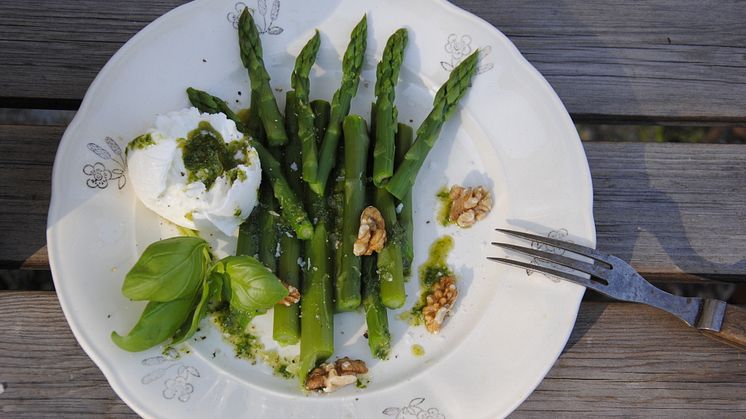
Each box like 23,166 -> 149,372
515,302 -> 746,417
588,142 -> 746,282
0,125 -> 62,268
4,123 -> 745,280
0,292 -> 744,416
0,0 -> 188,109
452,0 -> 746,123
0,291 -> 136,418
1,1 -> 746,122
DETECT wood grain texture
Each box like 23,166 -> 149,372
513,301 -> 746,417
452,0 -> 746,123
0,125 -> 62,268
0,0 -> 188,108
1,1 -> 745,122
5,127 -> 745,281
0,292 -> 744,417
703,304 -> 746,351
587,142 -> 746,282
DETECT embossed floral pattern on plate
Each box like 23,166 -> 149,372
83,137 -> 127,190
228,0 -> 283,34
141,348 -> 201,403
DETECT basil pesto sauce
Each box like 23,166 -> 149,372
402,235 -> 455,325
126,133 -> 155,154
435,186 -> 452,226
212,308 -> 298,379
181,121 -> 250,189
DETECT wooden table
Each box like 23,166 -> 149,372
2,1 -> 746,416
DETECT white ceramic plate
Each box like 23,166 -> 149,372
47,0 -> 595,417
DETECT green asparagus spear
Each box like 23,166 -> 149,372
336,115 -> 370,311
296,103 -> 319,188
236,209 -> 260,258
249,139 -> 313,240
328,113 -> 345,281
257,182 -> 278,273
186,87 -> 248,133
283,91 -> 303,192
235,90 -> 266,141
238,8 -> 288,146
299,203 -> 334,384
362,254 -> 391,359
372,29 -> 408,186
310,100 -> 331,145
310,15 -> 367,195
291,31 -> 322,188
274,235 -> 300,345
394,123 -> 414,276
292,31 -> 320,104
245,89 -> 266,140
386,50 -> 479,200
374,188 -> 406,309
273,93 -> 304,346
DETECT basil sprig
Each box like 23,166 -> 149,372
121,236 -> 211,302
111,298 -> 195,352
111,236 -> 288,352
220,256 -> 289,312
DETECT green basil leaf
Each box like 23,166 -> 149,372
171,277 -> 212,344
207,270 -> 226,311
111,298 -> 194,352
122,236 -> 211,302
221,256 -> 288,312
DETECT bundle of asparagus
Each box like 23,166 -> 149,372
187,7 -> 478,386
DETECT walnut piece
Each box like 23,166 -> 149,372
422,276 -> 458,334
335,357 -> 368,375
304,357 -> 368,392
353,206 -> 387,256
278,281 -> 300,306
448,185 -> 492,228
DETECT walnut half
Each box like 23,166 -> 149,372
305,357 -> 368,392
422,276 -> 458,334
279,281 -> 300,306
448,185 -> 492,228
353,206 -> 386,256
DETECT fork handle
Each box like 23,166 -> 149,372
702,304 -> 746,351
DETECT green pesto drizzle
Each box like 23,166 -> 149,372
401,235 -> 455,325
182,121 -> 233,189
435,186 -> 452,226
180,121 -> 252,190
212,308 -> 298,379
126,133 -> 155,154
411,344 -> 425,357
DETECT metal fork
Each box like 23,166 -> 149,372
489,228 -> 746,351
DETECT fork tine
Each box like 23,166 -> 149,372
496,228 -> 608,262
492,242 -> 611,279
487,257 -> 609,294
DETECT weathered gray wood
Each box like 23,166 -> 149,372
0,0 -> 188,109
1,1 -> 745,122
4,124 -> 745,281
514,302 -> 746,417
0,291 -> 136,418
453,0 -> 746,123
1,292 -> 744,417
589,142 -> 746,282
0,125 -> 62,268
